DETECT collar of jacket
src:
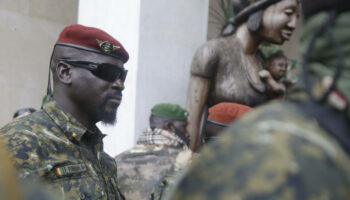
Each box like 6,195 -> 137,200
43,98 -> 105,143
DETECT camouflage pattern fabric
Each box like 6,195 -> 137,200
300,11 -> 350,118
0,141 -> 21,200
149,169 -> 185,200
0,142 -> 60,200
150,153 -> 200,200
0,99 -> 124,200
115,128 -> 192,200
167,101 -> 350,200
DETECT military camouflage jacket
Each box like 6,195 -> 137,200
168,101 -> 350,200
0,99 -> 124,200
115,128 -> 192,200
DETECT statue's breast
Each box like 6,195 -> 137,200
209,57 -> 267,107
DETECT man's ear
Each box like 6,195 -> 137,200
56,62 -> 72,85
164,120 -> 174,132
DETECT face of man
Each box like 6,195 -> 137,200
259,0 -> 299,44
172,120 -> 189,138
68,51 -> 126,125
268,56 -> 288,80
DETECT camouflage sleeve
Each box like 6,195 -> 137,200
149,174 -> 173,200
167,102 -> 350,200
149,150 -> 195,200
0,127 -> 44,179
149,167 -> 188,200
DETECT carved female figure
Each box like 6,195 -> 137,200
186,0 -> 299,149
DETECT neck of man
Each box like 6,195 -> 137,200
53,92 -> 96,129
236,24 -> 262,54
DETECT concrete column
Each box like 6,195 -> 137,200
134,0 -> 209,142
78,0 -> 209,156
78,0 -> 141,157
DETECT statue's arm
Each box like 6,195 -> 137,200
186,44 -> 218,150
259,70 -> 286,95
186,75 -> 210,150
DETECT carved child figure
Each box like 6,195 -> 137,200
186,0 -> 299,149
259,51 -> 290,99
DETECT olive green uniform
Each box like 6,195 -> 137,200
0,99 -> 124,200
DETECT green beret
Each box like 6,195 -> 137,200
151,103 -> 188,121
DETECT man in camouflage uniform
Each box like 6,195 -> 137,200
115,103 -> 192,200
167,0 -> 350,199
0,24 -> 129,200
202,102 -> 252,144
150,102 -> 251,199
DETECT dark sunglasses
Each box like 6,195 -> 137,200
59,59 -> 128,83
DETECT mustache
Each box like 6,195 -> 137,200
105,91 -> 123,100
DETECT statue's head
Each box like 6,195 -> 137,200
223,0 -> 300,44
266,51 -> 288,81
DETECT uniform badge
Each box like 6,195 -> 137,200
96,39 -> 120,54
55,164 -> 87,177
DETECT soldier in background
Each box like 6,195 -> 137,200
150,102 -> 251,200
167,0 -> 350,199
116,103 -> 192,200
0,24 -> 129,200
13,107 -> 36,119
203,102 -> 252,143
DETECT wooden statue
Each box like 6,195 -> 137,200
186,0 -> 299,149
259,51 -> 290,99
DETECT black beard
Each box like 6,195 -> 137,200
96,98 -> 118,125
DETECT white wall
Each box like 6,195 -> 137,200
78,0 -> 141,157
78,0 -> 209,157
0,0 -> 78,127
135,0 -> 209,141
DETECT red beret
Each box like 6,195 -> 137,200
208,102 -> 252,124
56,24 -> 129,63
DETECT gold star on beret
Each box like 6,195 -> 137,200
96,39 -> 120,54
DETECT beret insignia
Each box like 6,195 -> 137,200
96,39 -> 120,54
